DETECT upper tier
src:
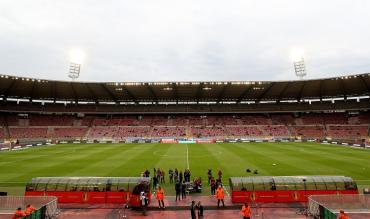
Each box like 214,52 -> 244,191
1,73 -> 369,103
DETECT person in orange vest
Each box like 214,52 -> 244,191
338,210 -> 349,219
241,202 -> 251,219
216,185 -> 225,208
25,204 -> 36,216
12,207 -> 26,219
156,186 -> 166,209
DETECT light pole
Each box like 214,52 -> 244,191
68,49 -> 85,81
290,48 -> 307,80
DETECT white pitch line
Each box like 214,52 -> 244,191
186,143 -> 190,169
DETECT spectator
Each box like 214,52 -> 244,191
175,181 -> 181,201
197,201 -> 204,218
169,169 -> 174,184
207,169 -> 212,184
190,201 -> 196,219
25,204 -> 36,216
179,170 -> 183,183
338,210 -> 349,219
241,202 -> 251,219
152,176 -> 158,190
181,181 -> 187,199
161,170 -> 165,183
210,177 -> 216,195
140,191 -> 148,216
218,170 -> 223,181
12,207 -> 26,219
155,186 -> 165,209
144,169 -> 150,177
216,185 -> 225,208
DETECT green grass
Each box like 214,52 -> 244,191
0,142 -> 369,195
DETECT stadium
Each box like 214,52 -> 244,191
1,73 -> 370,218
1,1 -> 370,219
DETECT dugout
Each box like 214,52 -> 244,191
25,177 -> 151,206
229,176 -> 358,203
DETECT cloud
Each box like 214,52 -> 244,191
0,0 -> 369,82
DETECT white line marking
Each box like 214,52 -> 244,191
186,143 -> 190,169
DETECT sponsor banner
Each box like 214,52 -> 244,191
196,139 -> 215,144
178,140 -> 196,144
161,139 -> 178,144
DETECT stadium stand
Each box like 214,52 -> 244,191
0,113 -> 369,141
0,73 -> 370,142
290,125 -> 325,138
9,128 -> 48,139
53,127 -> 88,139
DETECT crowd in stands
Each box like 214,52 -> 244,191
0,112 -> 369,140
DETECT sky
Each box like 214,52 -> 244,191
0,0 -> 370,82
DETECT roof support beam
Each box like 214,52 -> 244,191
172,83 -> 179,103
70,83 -> 79,103
276,82 -> 290,103
319,80 -> 324,101
100,84 -> 119,103
216,83 -> 230,103
256,83 -> 274,102
237,85 -> 254,103
85,84 -> 99,103
296,82 -> 306,102
122,86 -> 137,103
145,83 -> 158,103
3,80 -> 16,98
29,81 -> 37,102
359,75 -> 370,95
339,79 -> 348,100
52,82 -> 57,103
195,83 -> 204,103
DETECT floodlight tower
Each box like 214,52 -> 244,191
68,49 -> 85,81
291,48 -> 307,80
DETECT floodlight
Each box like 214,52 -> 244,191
290,48 -> 307,79
68,49 -> 86,80
69,49 -> 86,64
290,48 -> 305,62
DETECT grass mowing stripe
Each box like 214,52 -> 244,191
186,143 -> 189,169
1,142 -> 369,196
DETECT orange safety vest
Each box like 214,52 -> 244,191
216,187 -> 225,199
25,206 -> 36,215
338,213 -> 349,219
241,205 -> 251,217
12,210 -> 26,219
156,188 -> 165,200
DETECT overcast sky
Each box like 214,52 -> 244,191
0,0 -> 370,82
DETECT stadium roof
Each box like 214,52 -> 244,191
0,73 -> 370,103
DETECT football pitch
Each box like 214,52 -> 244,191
0,142 -> 369,195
